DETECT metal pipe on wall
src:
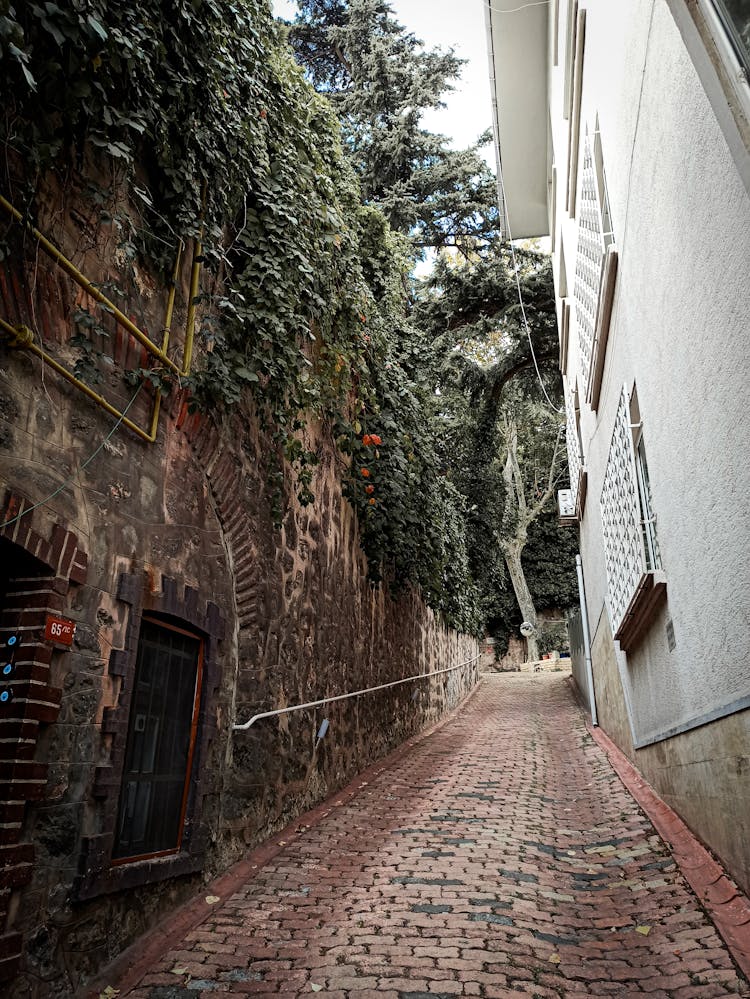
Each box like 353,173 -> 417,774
576,553 -> 598,727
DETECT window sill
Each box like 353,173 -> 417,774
73,838 -> 205,901
614,570 -> 668,652
586,245 -> 618,411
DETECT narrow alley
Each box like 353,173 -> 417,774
92,674 -> 748,999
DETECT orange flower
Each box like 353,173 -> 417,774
360,467 -> 370,478
362,434 -> 372,446
370,434 -> 382,446
368,498 -> 377,506
365,485 -> 375,495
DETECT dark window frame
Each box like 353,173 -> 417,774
74,572 -> 224,901
111,615 -> 205,865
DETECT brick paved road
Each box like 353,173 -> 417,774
119,674 -> 748,999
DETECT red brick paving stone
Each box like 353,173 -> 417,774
588,713 -> 750,983
87,674 -> 750,998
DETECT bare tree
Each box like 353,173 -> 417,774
499,403 -> 566,662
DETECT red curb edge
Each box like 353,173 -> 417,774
585,712 -> 750,982
80,674 -> 483,998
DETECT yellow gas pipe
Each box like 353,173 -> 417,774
0,195 -> 201,442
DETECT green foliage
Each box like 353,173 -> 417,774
523,512 -> 579,612
288,0 -> 499,252
536,621 -> 570,656
0,0 -> 482,633
0,0 -> 573,642
415,248 -> 578,648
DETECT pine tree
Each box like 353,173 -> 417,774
288,0 -> 499,252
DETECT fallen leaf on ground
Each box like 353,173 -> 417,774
635,925 -> 651,935
99,989 -> 119,998
549,954 -> 561,964
310,983 -> 323,992
171,966 -> 188,975
205,895 -> 220,904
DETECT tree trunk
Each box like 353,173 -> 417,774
502,539 -> 540,662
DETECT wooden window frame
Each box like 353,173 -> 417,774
73,572 -> 224,901
111,615 -> 205,866
665,0 -> 750,196
566,8 -> 586,215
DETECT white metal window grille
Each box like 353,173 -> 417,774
573,133 -> 604,389
600,387 -> 657,634
635,436 -> 662,572
564,376 -> 583,508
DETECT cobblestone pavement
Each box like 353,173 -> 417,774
116,674 -> 748,999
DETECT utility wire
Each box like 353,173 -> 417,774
0,382 -> 144,531
496,160 -> 563,414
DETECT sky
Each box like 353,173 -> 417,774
271,0 -> 495,165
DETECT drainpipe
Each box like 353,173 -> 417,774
576,554 -> 598,727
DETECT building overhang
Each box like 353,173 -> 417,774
485,0 -> 550,239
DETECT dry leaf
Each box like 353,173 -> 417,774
171,966 -> 188,975
99,989 -> 120,999
635,924 -> 651,935
205,895 -> 220,904
549,953 -> 561,964
310,984 -> 324,992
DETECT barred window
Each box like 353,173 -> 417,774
113,617 -> 203,861
573,123 -> 618,409
600,386 -> 666,647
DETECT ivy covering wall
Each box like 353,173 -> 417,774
0,0 -> 487,632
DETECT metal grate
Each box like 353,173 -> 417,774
113,619 -> 202,860
564,376 -> 583,507
573,133 -> 605,389
600,387 -> 647,633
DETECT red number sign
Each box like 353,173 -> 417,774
44,615 -> 76,646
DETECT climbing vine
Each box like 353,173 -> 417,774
0,0 -> 483,633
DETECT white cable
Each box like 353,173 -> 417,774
233,653 -> 482,731
495,160 -> 563,414
0,382 -> 144,530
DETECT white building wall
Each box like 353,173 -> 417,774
549,0 -> 750,746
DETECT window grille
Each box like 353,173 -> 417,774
564,375 -> 585,514
600,386 -> 662,637
113,618 -> 203,861
633,426 -> 662,573
573,125 -> 617,409
573,133 -> 604,389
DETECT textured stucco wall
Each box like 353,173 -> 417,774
589,607 -> 750,896
551,0 -> 750,745
547,0 -> 750,895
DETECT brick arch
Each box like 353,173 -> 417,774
0,490 -> 88,985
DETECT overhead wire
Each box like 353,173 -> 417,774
496,159 -> 563,414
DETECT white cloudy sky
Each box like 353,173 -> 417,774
272,0 -> 494,161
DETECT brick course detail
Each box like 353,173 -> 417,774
86,674 -> 749,999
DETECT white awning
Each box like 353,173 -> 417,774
485,0 -> 549,238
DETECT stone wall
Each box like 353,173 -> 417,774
0,189 -> 478,996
